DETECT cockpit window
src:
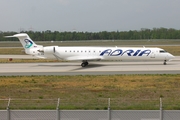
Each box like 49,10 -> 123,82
159,50 -> 167,53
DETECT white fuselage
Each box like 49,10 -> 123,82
7,33 -> 175,67
37,46 -> 174,62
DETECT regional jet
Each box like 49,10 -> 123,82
6,33 -> 174,67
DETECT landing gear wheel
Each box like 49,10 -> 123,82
81,61 -> 88,67
163,60 -> 167,65
81,63 -> 86,67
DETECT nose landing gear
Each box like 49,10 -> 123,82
163,60 -> 167,65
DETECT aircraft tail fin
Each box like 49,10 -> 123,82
5,33 -> 37,49
5,33 -> 43,55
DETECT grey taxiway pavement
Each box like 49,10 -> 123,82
0,55 -> 180,76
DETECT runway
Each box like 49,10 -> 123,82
0,60 -> 180,76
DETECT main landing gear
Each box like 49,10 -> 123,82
163,60 -> 167,65
81,61 -> 88,67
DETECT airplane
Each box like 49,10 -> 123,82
6,33 -> 174,67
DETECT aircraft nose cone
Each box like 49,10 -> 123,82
169,53 -> 175,59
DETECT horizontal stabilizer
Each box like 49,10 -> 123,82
4,36 -> 14,38
5,33 -> 29,38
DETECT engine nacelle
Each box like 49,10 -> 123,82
44,46 -> 58,54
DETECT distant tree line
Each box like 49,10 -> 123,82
1,28 -> 180,41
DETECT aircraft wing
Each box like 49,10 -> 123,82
53,54 -> 102,61
66,56 -> 102,61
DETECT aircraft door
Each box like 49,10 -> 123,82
150,51 -> 155,58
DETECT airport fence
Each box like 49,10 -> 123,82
0,98 -> 180,120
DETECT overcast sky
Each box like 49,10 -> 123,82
1,0 -> 180,32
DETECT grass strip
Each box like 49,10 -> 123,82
0,74 -> 180,110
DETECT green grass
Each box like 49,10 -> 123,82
0,74 -> 180,110
0,48 -> 25,55
0,58 -> 60,63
